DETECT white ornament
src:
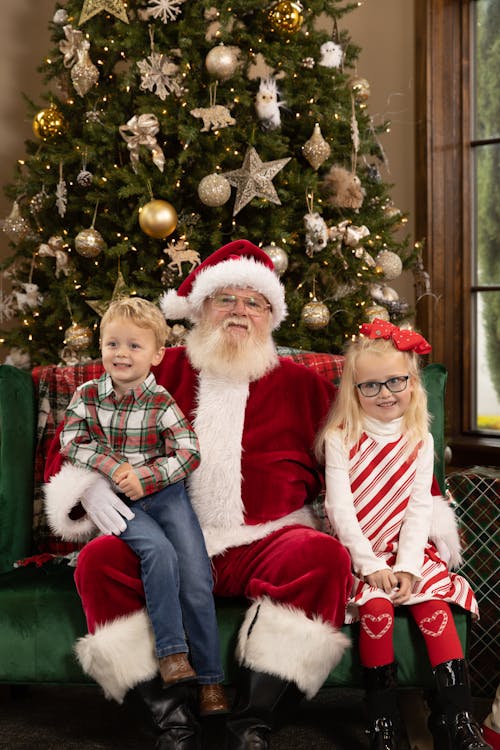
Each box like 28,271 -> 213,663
255,77 -> 286,131
163,239 -> 201,276
262,245 -> 288,276
304,212 -> 329,257
38,236 -> 71,278
13,282 -> 43,311
53,9 -> 69,24
318,40 -> 344,69
56,164 -> 67,218
198,174 -> 231,207
370,283 -> 399,304
137,51 -> 184,100
142,0 -> 186,24
375,249 -> 403,280
0,278 -> 15,323
190,104 -> 235,132
205,44 -> 241,81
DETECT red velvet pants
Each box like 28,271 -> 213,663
75,525 -> 352,633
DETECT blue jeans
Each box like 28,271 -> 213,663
120,481 -> 224,684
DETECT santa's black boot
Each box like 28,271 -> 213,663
123,676 -> 201,750
225,667 -> 304,750
428,659 -> 493,750
363,662 -> 400,750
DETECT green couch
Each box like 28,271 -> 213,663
0,353 -> 469,690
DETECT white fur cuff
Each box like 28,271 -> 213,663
236,597 -> 350,699
75,609 -> 157,703
43,463 -> 100,542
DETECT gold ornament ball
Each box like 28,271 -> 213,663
351,77 -> 371,101
139,199 -> 178,239
64,322 -> 93,351
198,174 -> 231,207
205,45 -> 240,81
375,250 -> 403,280
75,227 -> 106,258
365,304 -> 390,323
268,1 -> 304,35
301,299 -> 330,330
32,105 -> 66,139
262,244 -> 289,276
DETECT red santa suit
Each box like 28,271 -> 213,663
44,241 -> 353,704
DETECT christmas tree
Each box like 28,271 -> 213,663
0,0 -> 416,365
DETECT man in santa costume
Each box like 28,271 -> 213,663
44,239 -> 460,750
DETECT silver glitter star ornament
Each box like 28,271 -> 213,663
222,146 -> 291,216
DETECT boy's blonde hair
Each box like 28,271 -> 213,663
315,335 -> 430,460
100,297 -> 169,349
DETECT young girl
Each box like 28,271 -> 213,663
318,319 -> 491,750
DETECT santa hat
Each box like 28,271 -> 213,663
160,239 -> 287,330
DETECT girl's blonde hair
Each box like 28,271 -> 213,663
315,335 -> 430,460
100,297 -> 169,349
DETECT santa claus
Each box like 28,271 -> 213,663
44,240 -> 460,750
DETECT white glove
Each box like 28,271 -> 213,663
81,475 -> 135,536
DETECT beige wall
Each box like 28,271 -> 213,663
0,0 -> 415,302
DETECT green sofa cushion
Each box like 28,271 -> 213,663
0,366 -> 36,573
0,563 -> 469,688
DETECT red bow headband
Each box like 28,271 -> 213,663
359,318 -> 432,355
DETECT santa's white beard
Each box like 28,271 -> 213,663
185,316 -> 278,382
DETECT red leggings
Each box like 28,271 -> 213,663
358,597 -> 464,668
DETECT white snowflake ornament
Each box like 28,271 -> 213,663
137,51 -> 184,100
142,0 -> 186,24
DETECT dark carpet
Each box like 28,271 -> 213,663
0,684 -> 491,750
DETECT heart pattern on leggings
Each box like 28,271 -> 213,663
419,609 -> 448,637
360,613 -> 393,639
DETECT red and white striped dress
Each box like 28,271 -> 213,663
324,416 -> 479,624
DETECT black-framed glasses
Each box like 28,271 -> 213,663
209,293 -> 271,316
355,375 -> 410,398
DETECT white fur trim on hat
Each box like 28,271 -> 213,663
43,463 -> 100,542
236,597 -> 350,699
75,609 -> 157,703
160,256 -> 287,330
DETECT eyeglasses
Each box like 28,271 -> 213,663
355,375 -> 409,398
209,293 -> 271,316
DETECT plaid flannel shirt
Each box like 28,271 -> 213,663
60,372 -> 200,496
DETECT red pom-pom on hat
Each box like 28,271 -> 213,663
160,239 -> 287,329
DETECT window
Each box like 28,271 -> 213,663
415,0 -> 499,467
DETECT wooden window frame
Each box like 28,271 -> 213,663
414,0 -> 499,468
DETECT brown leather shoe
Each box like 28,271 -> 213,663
199,683 -> 230,717
159,653 -> 197,687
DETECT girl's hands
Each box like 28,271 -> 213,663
391,571 -> 415,604
364,569 -> 398,594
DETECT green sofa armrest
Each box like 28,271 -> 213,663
0,365 -> 36,573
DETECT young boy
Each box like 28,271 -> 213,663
59,296 -> 227,716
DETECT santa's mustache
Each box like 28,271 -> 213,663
221,316 -> 250,331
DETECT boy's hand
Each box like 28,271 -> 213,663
114,462 -> 133,484
364,569 -> 398,594
391,571 -> 414,604
115,465 -> 144,501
